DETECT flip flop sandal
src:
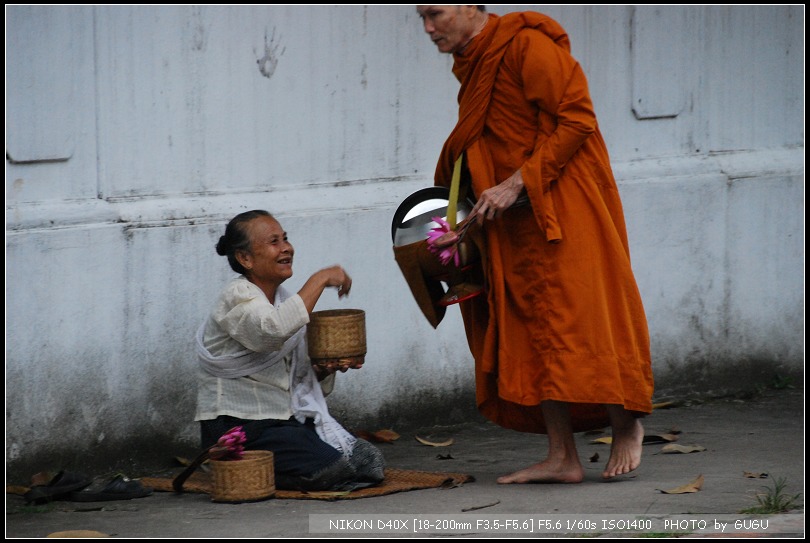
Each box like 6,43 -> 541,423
24,471 -> 93,505
68,474 -> 153,502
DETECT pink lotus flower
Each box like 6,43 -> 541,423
209,426 -> 246,461
426,216 -> 460,267
172,426 -> 247,493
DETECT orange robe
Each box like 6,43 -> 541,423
435,12 -> 654,433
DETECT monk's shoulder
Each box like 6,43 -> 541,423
516,26 -> 562,49
505,26 -> 577,73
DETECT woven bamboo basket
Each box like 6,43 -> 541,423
307,309 -> 366,367
210,450 -> 275,503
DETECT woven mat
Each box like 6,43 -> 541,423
141,468 -> 474,501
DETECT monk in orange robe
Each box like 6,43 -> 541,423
416,6 -> 654,483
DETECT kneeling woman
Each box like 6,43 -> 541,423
194,210 -> 384,491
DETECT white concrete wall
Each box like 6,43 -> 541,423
5,6 -> 804,475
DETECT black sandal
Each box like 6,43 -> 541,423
24,471 -> 92,505
68,474 -> 153,502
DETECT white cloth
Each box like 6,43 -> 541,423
196,314 -> 304,379
195,279 -> 356,456
200,276 -> 311,356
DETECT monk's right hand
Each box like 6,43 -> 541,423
471,169 -> 525,224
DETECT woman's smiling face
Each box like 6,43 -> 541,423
239,215 -> 294,287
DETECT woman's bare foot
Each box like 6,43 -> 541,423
602,413 -> 644,479
497,458 -> 584,484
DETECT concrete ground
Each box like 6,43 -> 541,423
5,387 -> 804,539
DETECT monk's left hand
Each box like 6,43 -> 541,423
431,229 -> 459,248
470,169 -> 525,225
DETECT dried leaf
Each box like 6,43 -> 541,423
643,433 -> 679,444
174,456 -> 210,472
352,429 -> 400,443
6,485 -> 29,495
415,435 -> 454,447
661,444 -> 706,454
373,429 -> 401,442
591,434 -> 677,445
659,474 -> 704,494
440,476 -> 471,489
653,401 -> 677,409
743,471 -> 769,479
47,530 -> 110,538
462,500 -> 500,512
589,452 -> 600,463
30,471 -> 55,487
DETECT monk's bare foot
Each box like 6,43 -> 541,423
497,459 -> 584,484
602,417 -> 644,479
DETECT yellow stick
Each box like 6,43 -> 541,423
447,156 -> 462,230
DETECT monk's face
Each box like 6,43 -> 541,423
417,5 -> 482,54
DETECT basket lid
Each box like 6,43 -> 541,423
391,187 -> 473,247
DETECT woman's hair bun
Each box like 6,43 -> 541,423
215,235 -> 230,256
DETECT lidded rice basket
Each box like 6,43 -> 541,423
210,450 -> 275,503
307,309 -> 366,367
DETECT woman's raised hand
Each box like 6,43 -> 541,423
318,265 -> 352,298
298,265 -> 352,312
